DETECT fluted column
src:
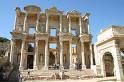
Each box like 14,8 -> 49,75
36,13 -> 40,32
60,15 -> 62,32
60,41 -> 64,69
23,13 -> 28,32
10,39 -> 15,64
69,16 -> 71,33
46,14 -> 49,33
33,40 -> 38,70
19,40 -> 25,70
79,17 -> 82,35
69,41 -> 73,69
81,41 -> 86,69
44,40 -> 49,70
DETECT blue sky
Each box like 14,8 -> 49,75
0,0 -> 124,43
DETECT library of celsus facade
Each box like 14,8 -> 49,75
9,5 -> 94,70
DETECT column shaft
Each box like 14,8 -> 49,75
44,40 -> 49,70
90,43 -> 94,68
33,40 -> 38,70
23,13 -> 28,32
81,42 -> 86,69
69,41 -> 73,69
69,16 -> 71,33
19,40 -> 25,70
13,14 -> 17,30
79,17 -> 82,35
46,14 -> 49,33
60,41 -> 64,69
60,15 -> 62,32
36,14 -> 40,32
10,40 -> 14,64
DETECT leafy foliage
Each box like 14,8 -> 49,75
0,37 -> 9,42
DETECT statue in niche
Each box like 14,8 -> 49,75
41,26 -> 45,33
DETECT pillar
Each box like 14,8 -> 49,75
86,16 -> 90,34
36,13 -> 40,32
13,14 -> 17,30
90,43 -> 94,69
113,42 -> 124,81
69,41 -> 73,69
60,15 -> 62,32
10,39 -> 15,64
60,41 -> 64,69
19,40 -> 25,70
79,17 -> 82,35
44,40 -> 49,70
33,40 -> 38,70
23,13 -> 28,32
69,16 -> 71,33
46,14 -> 49,33
81,41 -> 86,69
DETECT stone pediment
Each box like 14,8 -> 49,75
24,5 -> 41,13
67,10 -> 80,16
45,6 -> 63,14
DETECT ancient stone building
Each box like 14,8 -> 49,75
95,25 -> 124,81
10,5 -> 93,70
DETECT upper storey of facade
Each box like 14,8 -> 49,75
11,5 -> 92,42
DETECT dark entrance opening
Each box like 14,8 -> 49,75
49,52 -> 55,65
27,55 -> 34,69
103,52 -> 114,77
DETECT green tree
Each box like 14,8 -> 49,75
0,37 -> 9,42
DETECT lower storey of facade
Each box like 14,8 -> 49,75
9,39 -> 94,70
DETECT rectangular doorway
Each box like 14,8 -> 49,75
27,55 -> 34,69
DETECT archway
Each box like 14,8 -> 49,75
49,52 -> 55,65
103,52 -> 114,77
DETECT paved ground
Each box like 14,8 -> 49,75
24,77 -> 122,82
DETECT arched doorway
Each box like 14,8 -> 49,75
103,52 -> 114,77
49,52 -> 55,65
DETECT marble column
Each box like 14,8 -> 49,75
81,41 -> 86,69
46,14 -> 49,33
60,41 -> 64,69
10,39 -> 15,64
23,13 -> 28,32
69,41 -> 73,69
44,40 -> 49,70
36,13 -> 40,32
86,16 -> 90,34
90,43 -> 94,69
69,16 -> 71,33
79,17 -> 82,35
113,41 -> 124,81
60,15 -> 62,32
19,40 -> 25,70
13,14 -> 17,30
33,40 -> 38,70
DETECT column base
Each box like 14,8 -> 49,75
82,65 -> 86,70
19,66 -> 24,70
33,66 -> 38,70
60,65 -> 64,70
70,64 -> 75,70
44,66 -> 48,70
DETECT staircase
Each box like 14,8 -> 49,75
20,69 -> 96,80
